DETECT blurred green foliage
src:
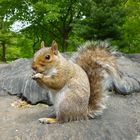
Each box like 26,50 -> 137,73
0,0 -> 140,62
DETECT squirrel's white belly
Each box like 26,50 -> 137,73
48,85 -> 70,114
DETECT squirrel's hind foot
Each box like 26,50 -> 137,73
39,118 -> 58,124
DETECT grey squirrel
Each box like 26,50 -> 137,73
32,40 -> 140,124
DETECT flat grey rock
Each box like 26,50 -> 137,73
0,93 -> 139,140
126,54 -> 140,62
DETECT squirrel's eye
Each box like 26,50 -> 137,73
45,55 -> 50,60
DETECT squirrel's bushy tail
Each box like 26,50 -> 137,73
74,41 -> 140,118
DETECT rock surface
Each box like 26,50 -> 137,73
0,92 -> 140,140
115,55 -> 140,94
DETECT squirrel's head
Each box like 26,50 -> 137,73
32,40 -> 59,73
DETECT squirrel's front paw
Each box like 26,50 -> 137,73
32,73 -> 43,79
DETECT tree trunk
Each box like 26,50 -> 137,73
61,26 -> 71,52
1,41 -> 6,62
62,35 -> 68,52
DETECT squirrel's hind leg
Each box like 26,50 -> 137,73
39,108 -> 57,124
56,92 -> 89,123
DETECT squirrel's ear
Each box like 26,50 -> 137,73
51,40 -> 58,55
40,41 -> 45,48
